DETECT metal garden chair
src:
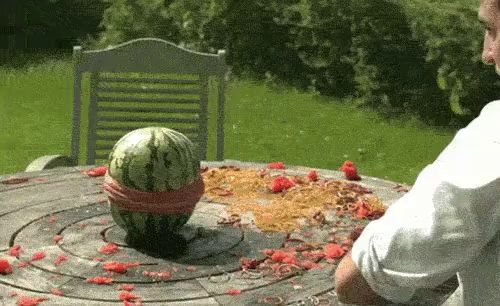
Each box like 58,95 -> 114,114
26,38 -> 227,171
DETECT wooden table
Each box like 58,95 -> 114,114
0,160 -> 455,305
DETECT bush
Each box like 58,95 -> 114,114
286,0 -> 356,97
401,0 -> 500,125
98,0 -> 181,47
1,0 -> 108,67
97,0 -> 495,126
222,0 -> 309,88
99,0 -> 309,88
98,0 -> 229,51
24,0 -> 107,49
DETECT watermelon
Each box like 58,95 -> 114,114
106,127 -> 202,239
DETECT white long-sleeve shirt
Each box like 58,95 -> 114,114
351,100 -> 500,305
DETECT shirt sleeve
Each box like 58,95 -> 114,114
350,101 -> 500,304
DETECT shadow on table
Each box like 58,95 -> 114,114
118,225 -> 247,267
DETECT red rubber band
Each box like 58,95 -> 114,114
102,173 -> 204,214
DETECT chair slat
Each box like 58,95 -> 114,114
97,106 -> 200,114
97,87 -> 201,95
97,115 -> 199,124
169,127 -> 199,135
97,96 -> 200,104
198,73 -> 209,162
95,154 -> 110,160
96,131 -> 198,140
95,134 -> 122,142
96,125 -> 199,134
95,144 -> 115,151
68,39 -> 227,166
99,76 -> 199,85
87,73 -> 100,165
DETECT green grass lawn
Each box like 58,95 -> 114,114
0,58 -> 457,184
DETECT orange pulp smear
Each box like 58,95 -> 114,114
201,167 -> 386,232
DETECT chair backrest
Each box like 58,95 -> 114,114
70,38 -> 226,166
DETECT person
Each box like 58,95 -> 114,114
334,0 -> 500,305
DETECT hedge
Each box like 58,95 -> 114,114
97,0 -> 497,126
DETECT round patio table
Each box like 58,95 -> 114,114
0,160 -> 456,305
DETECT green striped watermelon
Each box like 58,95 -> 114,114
110,207 -> 191,242
107,127 -> 201,237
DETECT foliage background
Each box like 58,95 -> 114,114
1,0 -> 107,49
1,0 -> 496,183
3,0 -> 494,129
90,0 -> 496,127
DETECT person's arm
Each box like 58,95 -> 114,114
336,162 -> 500,304
335,251 -> 389,305
335,101 -> 500,304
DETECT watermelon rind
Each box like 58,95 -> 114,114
106,127 -> 201,237
108,127 -> 200,192
110,204 -> 191,236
